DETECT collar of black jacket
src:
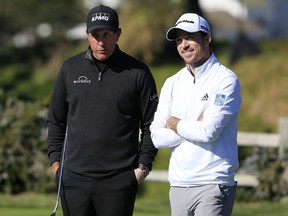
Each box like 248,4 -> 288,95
85,44 -> 120,64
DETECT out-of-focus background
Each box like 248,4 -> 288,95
0,0 -> 288,215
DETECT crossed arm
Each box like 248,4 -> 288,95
167,112 -> 204,133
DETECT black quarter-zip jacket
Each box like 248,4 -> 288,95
47,45 -> 158,179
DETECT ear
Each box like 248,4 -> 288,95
115,29 -> 121,42
116,28 -> 122,37
87,32 -> 92,42
204,34 -> 211,46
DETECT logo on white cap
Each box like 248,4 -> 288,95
176,20 -> 194,26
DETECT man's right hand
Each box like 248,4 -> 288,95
197,112 -> 204,121
51,161 -> 60,176
134,168 -> 148,184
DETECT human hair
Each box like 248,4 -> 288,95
199,31 -> 212,50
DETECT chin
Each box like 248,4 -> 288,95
96,55 -> 109,61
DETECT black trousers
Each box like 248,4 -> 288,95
56,168 -> 138,216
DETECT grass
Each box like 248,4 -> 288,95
1,187 -> 288,216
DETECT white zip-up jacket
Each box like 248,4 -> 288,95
150,53 -> 242,187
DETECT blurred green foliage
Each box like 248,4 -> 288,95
0,0 -> 86,194
0,99 -> 52,193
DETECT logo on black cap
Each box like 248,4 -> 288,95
92,13 -> 110,22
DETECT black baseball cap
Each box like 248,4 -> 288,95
86,5 -> 119,33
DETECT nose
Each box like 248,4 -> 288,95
98,39 -> 104,46
181,39 -> 189,49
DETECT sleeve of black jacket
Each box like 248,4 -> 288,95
47,66 -> 68,165
137,65 -> 158,171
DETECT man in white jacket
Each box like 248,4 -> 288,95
150,13 -> 242,216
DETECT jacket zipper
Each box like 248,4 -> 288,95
98,71 -> 102,82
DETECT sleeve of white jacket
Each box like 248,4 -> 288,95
177,76 -> 241,142
150,81 -> 185,149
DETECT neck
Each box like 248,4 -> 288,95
189,51 -> 211,74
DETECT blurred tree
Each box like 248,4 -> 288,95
0,0 -> 86,103
0,0 -> 85,45
228,0 -> 260,65
0,99 -> 51,194
118,0 -> 185,64
183,0 -> 202,15
0,0 -> 86,194
229,32 -> 260,65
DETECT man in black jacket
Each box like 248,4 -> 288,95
47,5 -> 158,216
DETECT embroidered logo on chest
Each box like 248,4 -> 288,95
201,93 -> 209,101
73,76 -> 91,84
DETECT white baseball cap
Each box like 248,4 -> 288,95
166,13 -> 210,41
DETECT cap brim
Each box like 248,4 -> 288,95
87,25 -> 117,33
166,26 -> 209,41
166,27 -> 180,41
166,26 -> 200,41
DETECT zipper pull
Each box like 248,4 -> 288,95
98,71 -> 102,82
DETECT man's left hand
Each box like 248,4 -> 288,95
167,116 -> 180,133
